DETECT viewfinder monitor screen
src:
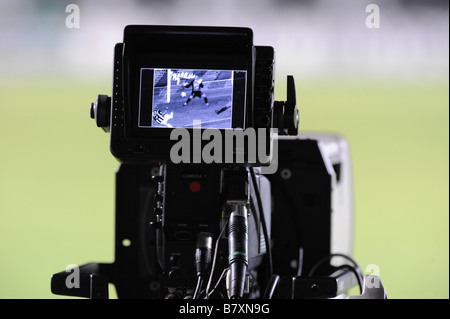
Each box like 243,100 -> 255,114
138,68 -> 247,129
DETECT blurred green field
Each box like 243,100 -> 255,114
0,79 -> 448,299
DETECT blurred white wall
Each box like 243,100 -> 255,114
0,0 -> 448,84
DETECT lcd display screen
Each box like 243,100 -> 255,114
138,68 -> 247,129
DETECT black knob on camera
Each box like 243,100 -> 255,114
90,94 -> 111,132
274,75 -> 299,135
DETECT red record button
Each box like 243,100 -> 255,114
189,181 -> 201,193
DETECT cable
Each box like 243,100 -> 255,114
205,218 -> 229,299
193,276 -> 203,299
263,274 -> 280,299
193,232 -> 213,299
308,253 -> 364,294
227,206 -> 249,299
335,265 -> 363,295
207,267 -> 229,298
249,168 -> 273,279
296,247 -> 304,277
249,199 -> 261,253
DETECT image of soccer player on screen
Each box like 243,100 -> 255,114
183,76 -> 209,106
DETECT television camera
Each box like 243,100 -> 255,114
51,25 -> 387,300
